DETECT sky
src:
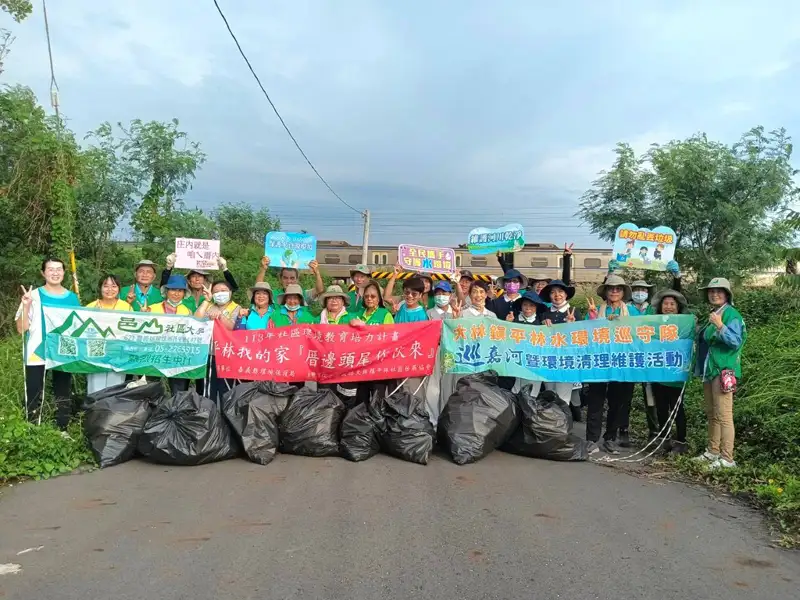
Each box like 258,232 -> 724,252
2,0 -> 800,250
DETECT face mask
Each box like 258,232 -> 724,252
632,291 -> 648,304
504,282 -> 521,294
434,294 -> 451,307
213,291 -> 231,305
285,304 -> 300,312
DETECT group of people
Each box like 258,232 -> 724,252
16,246 -> 745,470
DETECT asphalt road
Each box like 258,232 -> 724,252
1,450 -> 798,600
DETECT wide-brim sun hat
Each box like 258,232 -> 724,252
596,274 -> 632,302
135,259 -> 157,272
249,281 -> 274,304
699,277 -> 734,300
350,264 -> 371,277
318,284 -> 350,306
630,279 -> 656,299
160,274 -> 188,295
529,273 -> 551,283
652,289 -> 688,314
187,269 -> 210,278
513,290 -> 547,309
276,283 -> 307,306
539,279 -> 576,301
497,268 -> 529,289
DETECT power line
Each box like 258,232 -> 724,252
211,0 -> 363,216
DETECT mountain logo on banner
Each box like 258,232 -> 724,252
50,311 -> 117,339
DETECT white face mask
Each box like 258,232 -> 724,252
213,291 -> 231,305
632,291 -> 648,304
434,294 -> 451,307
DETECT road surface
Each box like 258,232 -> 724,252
1,451 -> 798,600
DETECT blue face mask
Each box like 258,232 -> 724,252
285,304 -> 300,312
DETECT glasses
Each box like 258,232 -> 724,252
403,290 -> 421,298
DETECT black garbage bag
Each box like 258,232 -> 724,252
223,381 -> 298,465
339,403 -> 382,462
83,381 -> 164,468
138,390 -> 239,465
501,387 -> 589,461
372,385 -> 435,465
279,388 -> 345,457
438,372 -> 519,465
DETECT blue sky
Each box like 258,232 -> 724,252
3,0 -> 799,249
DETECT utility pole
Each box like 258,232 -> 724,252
361,209 -> 370,266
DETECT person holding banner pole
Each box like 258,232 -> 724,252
85,274 -> 133,394
15,258 -> 81,429
145,274 -> 193,394
421,281 -> 456,426
196,281 -> 241,407
507,289 -> 547,393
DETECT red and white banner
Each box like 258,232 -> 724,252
213,321 -> 442,383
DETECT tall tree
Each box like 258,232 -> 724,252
578,127 -> 798,283
212,202 -> 281,246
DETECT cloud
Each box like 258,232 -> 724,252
2,0 -> 800,249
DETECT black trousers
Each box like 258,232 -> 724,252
586,382 -> 634,442
25,365 -> 72,429
618,383 -> 660,435
652,383 -> 686,443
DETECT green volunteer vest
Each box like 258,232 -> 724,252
702,305 -> 746,379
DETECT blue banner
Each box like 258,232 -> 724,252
441,315 -> 695,382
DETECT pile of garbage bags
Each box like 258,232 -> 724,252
81,372 -> 587,469
501,386 -> 590,462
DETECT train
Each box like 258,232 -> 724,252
316,240 -> 613,283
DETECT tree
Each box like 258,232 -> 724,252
114,119 -> 206,244
578,127 -> 798,283
1,0 -> 32,22
777,209 -> 800,289
212,201 -> 280,246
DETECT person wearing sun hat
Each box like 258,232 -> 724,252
146,274 -> 192,315
120,259 -> 163,312
236,282 -> 275,330
693,277 -> 746,470
347,264 -> 373,313
268,283 -> 318,327
583,273 -> 637,455
159,254 -> 240,314
485,268 -> 528,323
318,284 -> 354,325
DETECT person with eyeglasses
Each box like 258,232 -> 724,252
15,257 -> 81,430
383,264 -> 430,323
85,274 -> 133,394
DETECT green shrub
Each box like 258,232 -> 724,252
0,338 -> 93,481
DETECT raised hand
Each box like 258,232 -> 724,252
566,307 -> 576,322
165,253 -> 177,269
452,299 -> 463,318
505,312 -> 515,322
126,285 -> 136,304
261,256 -> 270,269
709,311 -> 724,329
563,242 -> 574,255
587,296 -> 596,313
309,259 -> 319,273
20,285 -> 34,306
217,256 -> 228,271
393,262 -> 403,276
202,283 -> 212,302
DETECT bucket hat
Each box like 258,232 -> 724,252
651,289 -> 688,314
160,274 -> 188,295
539,279 -> 575,301
699,277 -> 734,301
248,281 -> 274,304
276,283 -> 307,306
630,279 -> 655,299
318,284 -> 350,306
513,290 -> 547,310
134,259 -> 157,272
497,268 -> 529,289
350,264 -> 371,277
596,274 -> 632,302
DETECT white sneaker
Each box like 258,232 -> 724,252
693,451 -> 719,462
709,458 -> 736,470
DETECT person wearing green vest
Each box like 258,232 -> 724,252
347,264 -> 372,313
269,284 -> 318,327
650,289 -> 691,455
121,260 -> 163,311
317,285 -> 353,325
693,277 -> 746,470
351,280 -> 394,325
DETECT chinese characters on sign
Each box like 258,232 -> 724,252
43,306 -> 212,379
213,321 -> 442,383
174,238 -> 221,270
398,244 -> 457,276
612,222 -> 678,272
467,223 -> 525,255
264,232 -> 317,270
441,315 -> 695,383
